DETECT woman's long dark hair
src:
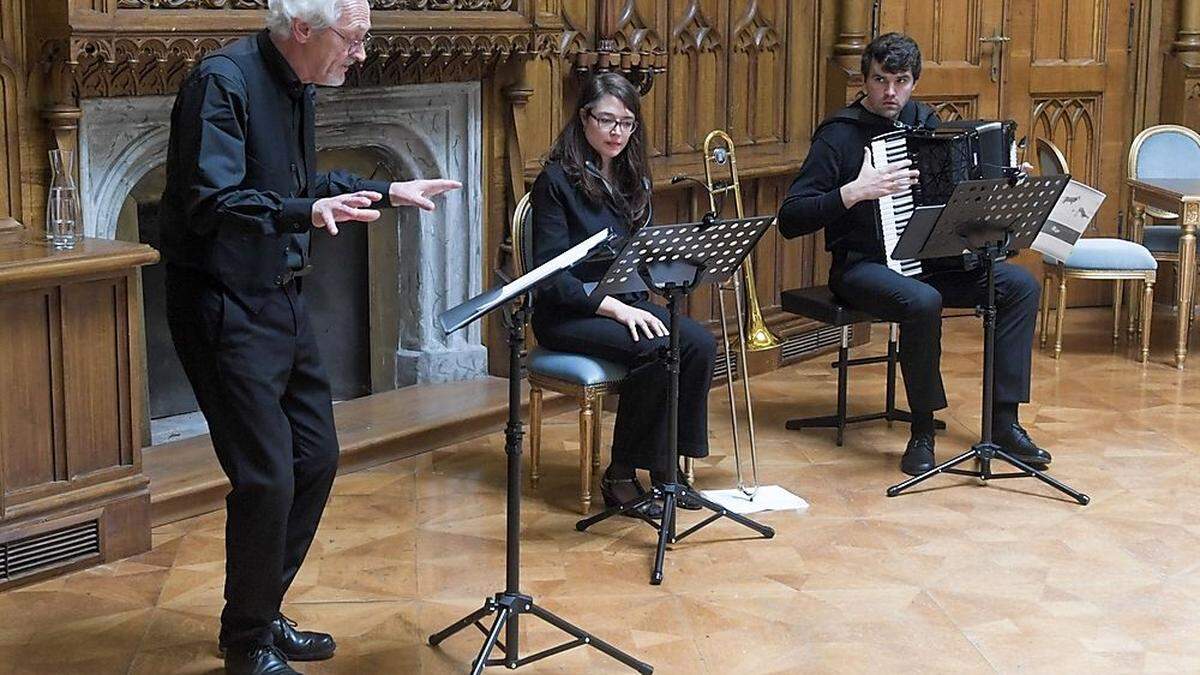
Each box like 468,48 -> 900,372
546,72 -> 652,228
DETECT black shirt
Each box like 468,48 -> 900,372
529,161 -> 645,317
777,99 -> 940,271
160,30 -> 390,311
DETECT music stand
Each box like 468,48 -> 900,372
573,217 -> 777,585
428,228 -> 653,675
884,177 -> 1090,505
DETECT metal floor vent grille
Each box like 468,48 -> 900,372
712,348 -> 739,380
0,520 -> 100,581
780,324 -> 852,362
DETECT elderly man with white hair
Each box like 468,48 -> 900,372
159,0 -> 460,672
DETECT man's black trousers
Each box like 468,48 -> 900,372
829,260 -> 1041,413
166,268 -> 339,649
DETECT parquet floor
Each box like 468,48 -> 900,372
4,308 -> 1200,674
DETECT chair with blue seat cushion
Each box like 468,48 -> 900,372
1126,125 -> 1200,329
511,192 -> 629,514
1035,137 -> 1157,361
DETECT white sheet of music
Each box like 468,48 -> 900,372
1032,179 -> 1107,262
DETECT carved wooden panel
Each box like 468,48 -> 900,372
666,0 -> 725,155
0,290 -> 59,491
727,0 -> 785,145
115,0 -> 515,8
1033,0 -> 1107,62
62,279 -> 131,479
888,0 -> 984,65
916,97 -> 978,121
881,0 -> 1001,118
0,52 -> 21,226
1029,96 -> 1100,189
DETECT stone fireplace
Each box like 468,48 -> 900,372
76,83 -> 487,442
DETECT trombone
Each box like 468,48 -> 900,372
702,129 -> 778,497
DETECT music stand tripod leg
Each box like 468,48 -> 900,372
884,235 -> 1088,504
992,450 -> 1090,505
430,301 -> 653,674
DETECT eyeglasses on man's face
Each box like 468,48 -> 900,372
328,26 -> 371,54
587,110 -> 638,135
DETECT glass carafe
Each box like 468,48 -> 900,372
46,149 -> 81,250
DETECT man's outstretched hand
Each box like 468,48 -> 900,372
389,179 -> 463,211
312,190 -> 382,236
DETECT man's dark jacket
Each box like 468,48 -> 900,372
776,98 -> 939,271
160,29 -> 390,311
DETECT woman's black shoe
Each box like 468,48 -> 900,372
600,473 -> 663,520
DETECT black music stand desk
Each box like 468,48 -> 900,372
429,228 -> 653,674
885,176 -> 1090,505
573,217 -> 777,585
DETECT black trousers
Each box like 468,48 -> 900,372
165,268 -> 339,649
531,299 -> 716,474
829,260 -> 1040,413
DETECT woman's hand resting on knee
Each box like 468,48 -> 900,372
597,297 -> 669,342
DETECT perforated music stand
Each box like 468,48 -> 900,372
429,228 -> 653,675
573,216 -> 777,585
886,177 -> 1090,505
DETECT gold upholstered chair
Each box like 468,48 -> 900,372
1036,137 -> 1157,361
1125,124 -> 1200,330
511,192 -> 628,514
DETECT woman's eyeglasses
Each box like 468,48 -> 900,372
587,111 -> 638,134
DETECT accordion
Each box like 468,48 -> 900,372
871,119 -> 1018,276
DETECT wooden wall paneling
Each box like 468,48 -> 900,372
728,0 -> 787,145
60,278 -> 126,479
0,289 -> 58,493
667,0 -> 727,156
1008,0 -> 1132,305
0,0 -> 25,231
880,0 -> 1000,119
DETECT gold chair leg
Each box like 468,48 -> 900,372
529,386 -> 543,488
1054,275 -> 1068,358
578,396 -> 595,515
1040,273 -> 1052,348
1128,274 -> 1140,336
1142,279 -> 1155,362
1113,279 -> 1124,343
592,394 -> 603,472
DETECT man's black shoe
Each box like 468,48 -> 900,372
901,433 -> 936,476
993,423 -> 1051,468
272,615 -> 336,661
223,645 -> 299,675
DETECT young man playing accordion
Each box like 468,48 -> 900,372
776,33 -> 1051,477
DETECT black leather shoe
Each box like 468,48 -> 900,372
272,615 -> 336,662
223,645 -> 299,675
901,433 -> 936,476
600,473 -> 663,520
993,423 -> 1051,468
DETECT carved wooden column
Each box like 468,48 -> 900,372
0,11 -> 24,232
825,0 -> 869,113
1163,0 -> 1200,127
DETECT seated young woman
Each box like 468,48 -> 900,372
529,72 -> 717,519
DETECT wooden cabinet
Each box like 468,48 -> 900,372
0,235 -> 157,589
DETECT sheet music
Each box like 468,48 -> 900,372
499,228 -> 610,299
1032,179 -> 1107,262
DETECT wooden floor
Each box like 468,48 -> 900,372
4,307 -> 1200,674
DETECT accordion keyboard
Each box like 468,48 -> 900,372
870,130 -> 923,277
